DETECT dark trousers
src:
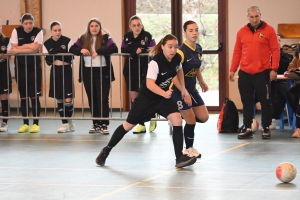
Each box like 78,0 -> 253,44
83,75 -> 111,126
238,70 -> 272,128
271,81 -> 289,119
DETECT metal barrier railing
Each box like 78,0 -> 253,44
0,53 -> 168,123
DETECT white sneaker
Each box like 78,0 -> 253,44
0,122 -> 8,132
269,119 -> 277,130
57,123 -> 69,133
183,147 -> 201,158
68,120 -> 75,132
100,124 -> 109,135
89,124 -> 100,134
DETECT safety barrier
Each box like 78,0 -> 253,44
0,53 -> 169,125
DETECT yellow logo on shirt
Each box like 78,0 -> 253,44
185,68 -> 199,77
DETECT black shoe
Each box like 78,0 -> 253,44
262,128 -> 271,139
237,128 -> 253,139
175,155 -> 197,168
95,147 -> 110,166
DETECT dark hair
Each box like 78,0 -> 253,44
20,13 -> 34,23
81,18 -> 103,53
183,20 -> 197,32
295,48 -> 299,59
128,15 -> 145,31
50,21 -> 62,30
150,34 -> 177,56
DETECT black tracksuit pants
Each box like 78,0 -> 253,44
238,69 -> 272,129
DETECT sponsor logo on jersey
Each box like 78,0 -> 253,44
1,46 -> 6,51
159,77 -> 173,89
4,89 -> 8,92
61,45 -> 66,49
18,38 -> 24,40
160,72 -> 167,75
31,36 -> 36,41
140,40 -> 145,45
259,33 -> 264,38
125,38 -> 128,41
185,68 -> 199,77
187,58 -> 192,62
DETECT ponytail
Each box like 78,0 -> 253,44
149,34 -> 177,56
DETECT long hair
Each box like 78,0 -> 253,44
149,34 -> 177,56
0,21 -> 7,42
81,18 -> 103,53
295,48 -> 299,59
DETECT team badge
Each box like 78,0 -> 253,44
125,38 -> 128,41
145,36 -> 148,42
141,40 -> 145,45
259,33 -> 264,38
31,36 -> 36,41
61,45 -> 66,49
1,46 -> 6,51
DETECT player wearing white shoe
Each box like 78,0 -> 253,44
0,21 -> 11,132
43,21 -> 75,133
171,21 -> 209,158
96,34 -> 197,168
70,18 -> 118,134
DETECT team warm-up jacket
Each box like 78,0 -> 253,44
69,32 -> 118,82
230,21 -> 280,74
121,29 -> 156,78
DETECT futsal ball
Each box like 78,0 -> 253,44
276,162 -> 297,183
251,119 -> 259,132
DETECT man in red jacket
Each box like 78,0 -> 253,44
229,6 -> 280,139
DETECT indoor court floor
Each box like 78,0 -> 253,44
0,113 -> 299,200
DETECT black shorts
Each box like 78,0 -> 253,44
0,64 -> 12,94
171,90 -> 205,110
49,65 -> 74,99
126,95 -> 179,125
15,65 -> 42,98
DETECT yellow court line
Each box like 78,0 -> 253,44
91,182 -> 143,200
91,142 -> 249,199
197,142 -> 249,162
